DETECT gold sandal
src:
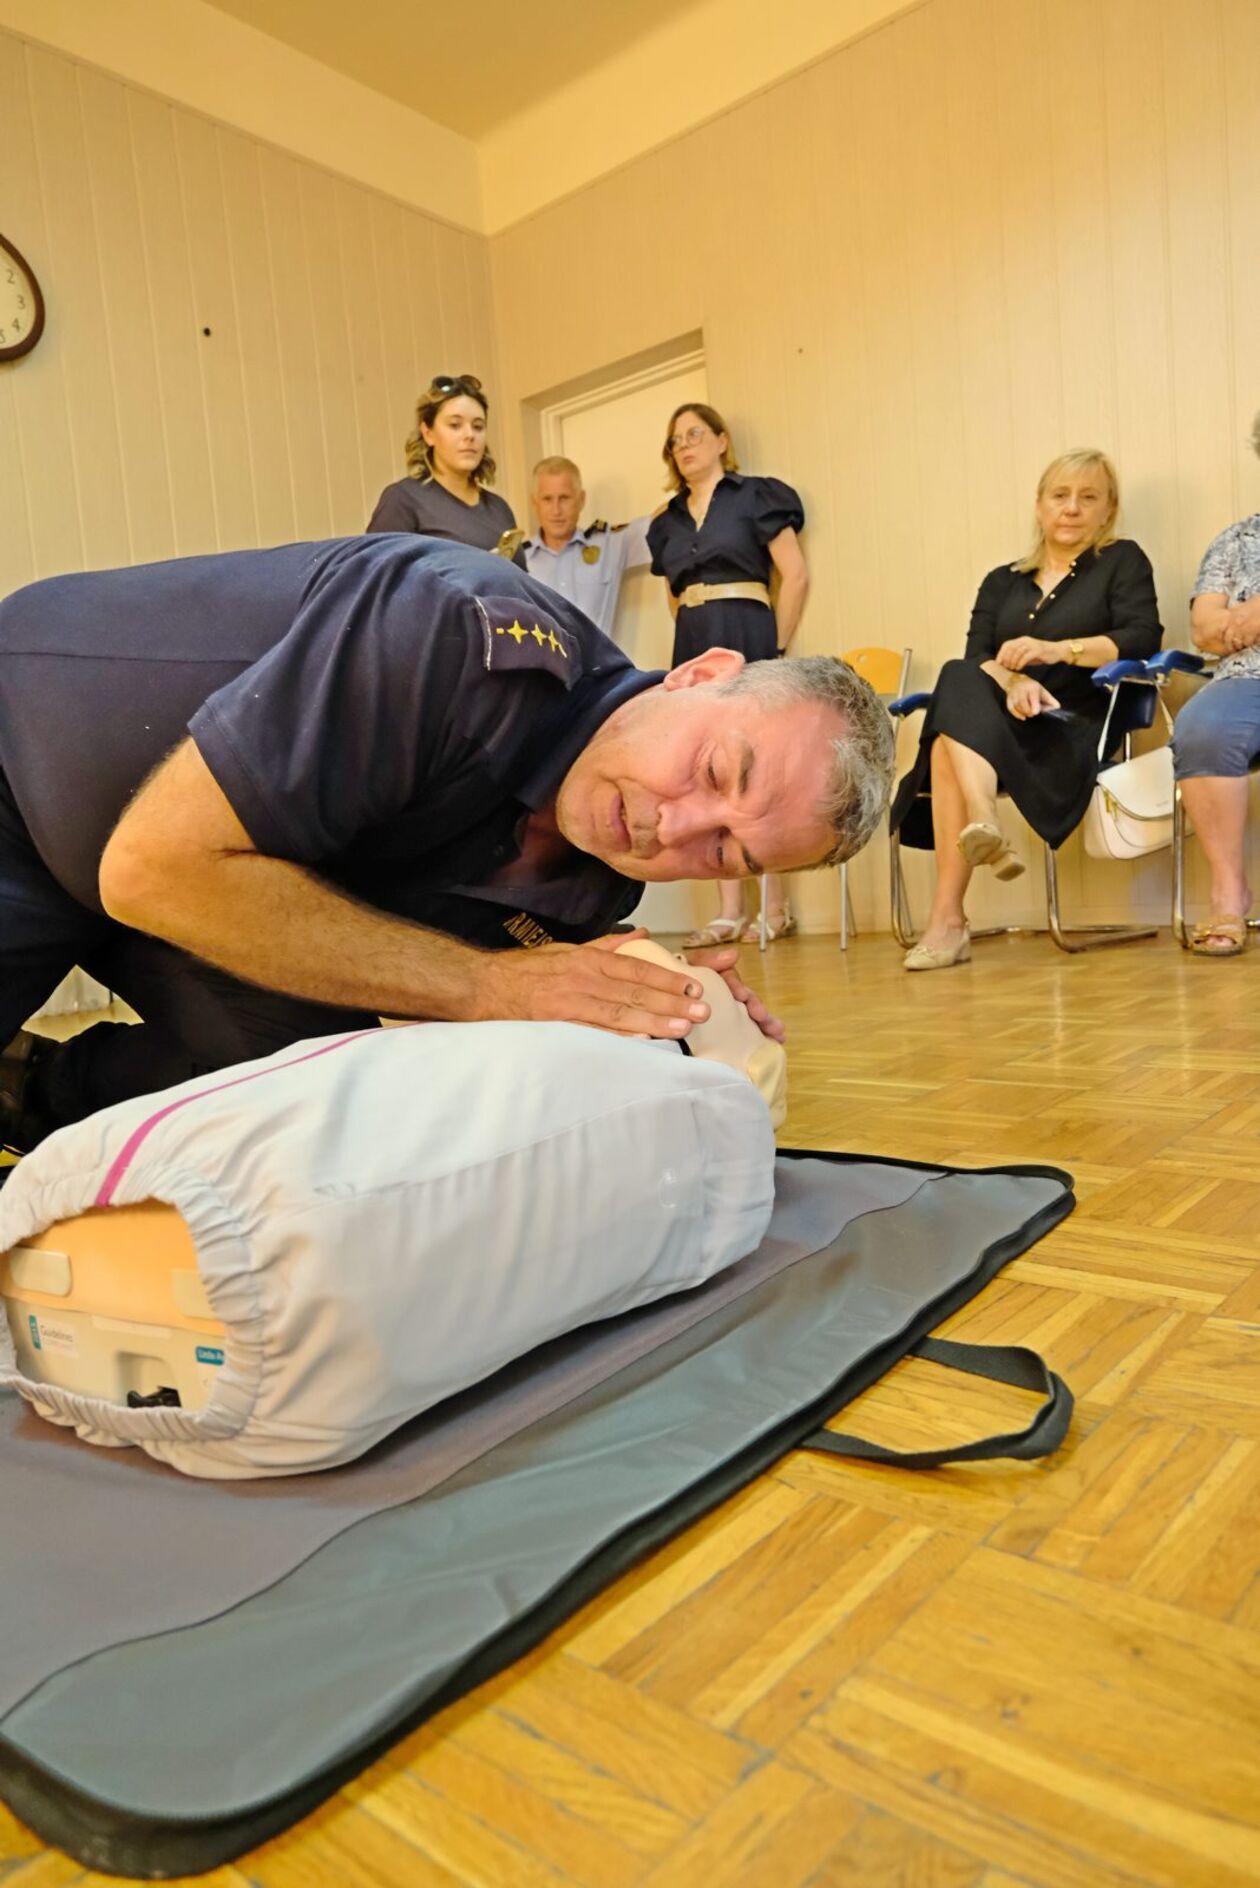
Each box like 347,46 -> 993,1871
1188,915 -> 1247,957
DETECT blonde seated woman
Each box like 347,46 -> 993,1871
888,450 -> 1163,969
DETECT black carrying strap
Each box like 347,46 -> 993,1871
800,1335 -> 1073,1470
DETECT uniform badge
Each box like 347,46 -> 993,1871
581,543 -> 601,565
475,596 -> 578,688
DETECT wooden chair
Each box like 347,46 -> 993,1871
756,645 -> 912,952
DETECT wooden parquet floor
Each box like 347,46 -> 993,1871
4,932 -> 1260,1886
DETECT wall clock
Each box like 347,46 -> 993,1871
0,234 -> 46,362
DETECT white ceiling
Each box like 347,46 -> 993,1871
203,0 -> 711,140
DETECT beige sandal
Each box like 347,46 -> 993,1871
746,909 -> 796,943
1188,915 -> 1247,958
958,821 -> 1025,882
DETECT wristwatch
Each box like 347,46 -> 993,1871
1068,639 -> 1084,665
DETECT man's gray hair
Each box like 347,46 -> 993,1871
1251,409 -> 1260,460
718,656 -> 896,866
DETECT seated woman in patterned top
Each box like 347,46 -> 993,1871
889,449 -> 1162,970
1171,410 -> 1260,956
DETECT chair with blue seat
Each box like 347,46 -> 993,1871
887,659 -> 1165,954
1147,648 -> 1260,948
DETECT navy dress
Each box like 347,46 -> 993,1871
889,539 -> 1162,851
648,474 -> 804,666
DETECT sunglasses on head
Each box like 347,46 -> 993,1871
429,373 -> 483,396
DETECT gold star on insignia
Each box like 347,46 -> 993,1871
547,629 -> 565,655
506,620 -> 527,644
530,625 -> 547,645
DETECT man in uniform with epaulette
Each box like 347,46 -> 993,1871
524,456 -> 651,643
0,534 -> 893,1150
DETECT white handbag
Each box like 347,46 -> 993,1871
1082,689 -> 1175,860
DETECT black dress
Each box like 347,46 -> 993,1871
889,539 -> 1162,851
367,477 -> 525,566
647,473 -> 804,666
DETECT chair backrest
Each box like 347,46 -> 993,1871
1111,683 -> 1158,740
844,645 -> 912,699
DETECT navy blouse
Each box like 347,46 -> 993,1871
647,474 -> 804,594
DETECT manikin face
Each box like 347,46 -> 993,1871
668,410 -> 728,488
617,936 -> 788,1127
555,650 -> 840,881
1035,463 -> 1113,561
532,471 -> 585,542
421,395 -> 487,481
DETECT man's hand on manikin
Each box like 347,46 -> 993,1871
682,945 -> 787,1043
472,929 -> 714,1038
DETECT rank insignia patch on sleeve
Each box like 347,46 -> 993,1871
475,596 -> 579,687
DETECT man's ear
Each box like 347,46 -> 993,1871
662,647 -> 746,691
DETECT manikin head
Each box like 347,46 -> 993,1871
617,937 -> 788,1128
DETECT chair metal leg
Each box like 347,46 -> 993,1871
1172,788 -> 1188,948
837,863 -> 858,950
1044,845 -> 1157,953
889,830 -> 916,948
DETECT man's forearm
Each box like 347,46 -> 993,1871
106,849 -> 489,1020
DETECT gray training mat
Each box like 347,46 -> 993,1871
0,1151 -> 1073,1878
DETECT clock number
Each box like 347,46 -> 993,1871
3,268 -> 13,284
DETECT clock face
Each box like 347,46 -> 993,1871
0,236 -> 45,362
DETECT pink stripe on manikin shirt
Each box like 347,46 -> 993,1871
93,1030 -> 383,1207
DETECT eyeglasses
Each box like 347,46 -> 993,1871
668,425 -> 709,452
429,373 -> 483,396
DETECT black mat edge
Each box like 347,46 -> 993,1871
0,1152 -> 1074,1878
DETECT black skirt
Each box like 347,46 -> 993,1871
889,659 -> 1109,852
671,599 -> 777,667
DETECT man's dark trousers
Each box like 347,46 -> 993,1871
1,773 -> 376,1136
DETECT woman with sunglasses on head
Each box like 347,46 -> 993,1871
368,374 -> 525,564
647,403 -> 808,945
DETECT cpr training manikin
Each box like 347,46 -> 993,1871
0,939 -> 787,1479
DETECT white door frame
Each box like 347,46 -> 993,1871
538,349 -> 707,456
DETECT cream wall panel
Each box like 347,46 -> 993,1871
26,44 -> 131,571
0,0 -> 480,230
127,89 -> 220,558
218,131 -> 298,550
79,70 -> 179,569
2,23 -> 497,589
257,148 -> 334,542
490,0 -> 1260,937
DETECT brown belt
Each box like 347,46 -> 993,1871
678,581 -> 772,611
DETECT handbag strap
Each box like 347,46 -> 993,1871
1096,681 -> 1174,764
798,1335 -> 1074,1469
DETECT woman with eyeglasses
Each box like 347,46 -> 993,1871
368,374 -> 525,563
647,402 -> 808,945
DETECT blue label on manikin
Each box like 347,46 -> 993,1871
28,1314 -> 41,1351
195,1346 -> 225,1367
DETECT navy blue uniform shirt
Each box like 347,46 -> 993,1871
0,536 -> 658,951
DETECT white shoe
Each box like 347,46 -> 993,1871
903,928 -> 971,971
